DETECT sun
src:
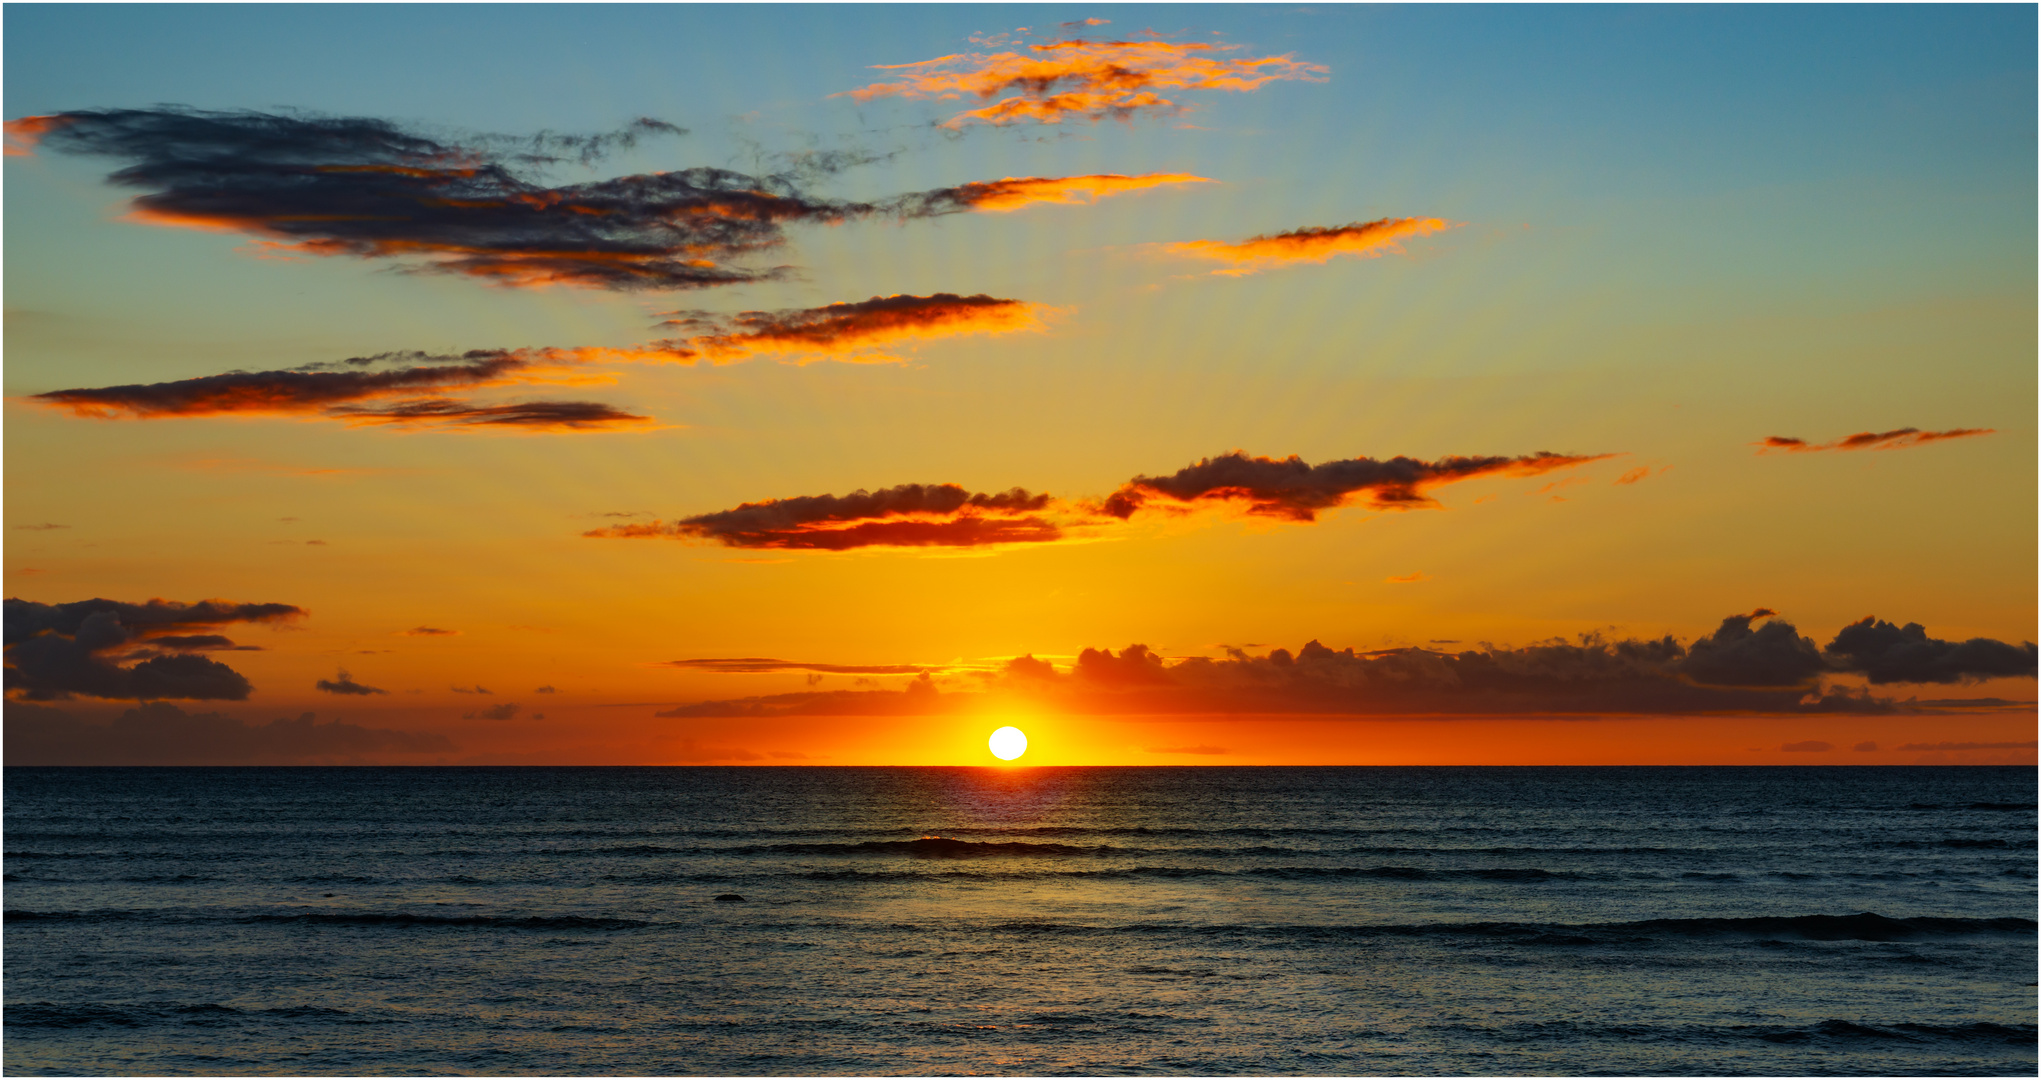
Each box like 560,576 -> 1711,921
988,726 -> 1028,761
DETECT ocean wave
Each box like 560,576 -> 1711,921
5,1001 -> 354,1029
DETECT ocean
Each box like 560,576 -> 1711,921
4,766 -> 2034,1076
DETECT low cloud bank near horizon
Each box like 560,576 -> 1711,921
657,611 -> 2036,719
5,597 -> 303,701
588,448 -> 1612,550
6,702 -> 454,765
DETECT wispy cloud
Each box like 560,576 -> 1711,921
1163,218 -> 1456,276
1097,449 -> 1614,519
933,173 -> 1213,212
651,294 -> 1048,364
841,36 -> 1328,127
1757,427 -> 1994,454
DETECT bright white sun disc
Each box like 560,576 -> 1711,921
988,726 -> 1027,761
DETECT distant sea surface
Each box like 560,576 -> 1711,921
4,766 -> 2035,1076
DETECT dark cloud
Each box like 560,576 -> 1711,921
655,611 -> 2034,718
588,483 -> 1060,550
1824,617 -> 2038,684
465,703 -> 520,721
590,446 -> 1612,552
452,685 -> 491,694
1758,427 -> 1994,454
534,685 -> 558,694
402,627 -> 458,637
315,669 -> 385,696
326,398 -> 654,431
4,597 -> 302,701
667,657 -> 936,675
6,702 -> 455,765
1099,450 -> 1615,520
8,107 -> 1169,292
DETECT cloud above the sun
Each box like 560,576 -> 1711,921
584,447 -> 1615,551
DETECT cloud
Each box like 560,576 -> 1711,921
1854,741 -> 1879,751
464,703 -> 520,721
1060,18 -> 1111,30
6,702 -> 454,765
452,684 -> 491,694
1098,449 -> 1613,520
534,685 -> 558,693
654,610 -> 2036,718
4,597 -> 302,701
402,627 -> 458,636
315,669 -> 386,695
1163,218 -> 1457,276
666,657 -> 938,675
13,523 -> 69,531
589,446 -> 1611,552
650,293 -> 1048,365
1894,741 -> 2038,751
29,347 -> 657,433
841,36 -> 1328,127
928,173 -> 1213,212
2,108 -> 895,291
1385,572 -> 1429,584
1781,740 -> 1834,752
1757,427 -> 1994,454
588,483 -> 1064,550
1824,617 -> 2038,684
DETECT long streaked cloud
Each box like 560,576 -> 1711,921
657,611 -> 2036,719
587,447 -> 1612,551
666,657 -> 938,675
650,293 -> 1048,364
4,597 -> 304,701
27,349 -> 656,433
1757,427 -> 1994,454
1163,218 -> 1456,276
934,173 -> 1214,211
6,107 -> 1216,290
1098,450 -> 1615,519
841,37 -> 1328,127
589,483 -> 1064,550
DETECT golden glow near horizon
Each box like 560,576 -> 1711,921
988,726 -> 1028,761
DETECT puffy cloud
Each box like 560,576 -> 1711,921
4,597 -> 302,701
591,446 -> 1610,552
1163,218 -> 1457,276
1758,428 -> 1994,454
315,670 -> 385,696
1824,617 -> 2038,684
587,483 -> 1063,550
654,610 -> 2035,718
928,173 -> 1213,212
1098,449 -> 1613,520
650,294 -> 1047,365
841,37 -> 1328,127
5,702 -> 454,765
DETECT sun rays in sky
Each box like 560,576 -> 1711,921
4,5 -> 2034,765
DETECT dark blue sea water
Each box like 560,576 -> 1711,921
4,766 -> 2035,1076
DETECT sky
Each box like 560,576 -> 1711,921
4,4 -> 2035,766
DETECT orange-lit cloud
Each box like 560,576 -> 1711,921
1385,572 -> 1430,584
657,611 -> 2036,719
843,37 -> 1328,127
2,113 -> 71,155
588,484 -> 1064,551
6,597 -> 304,702
1098,449 -> 1614,519
666,657 -> 941,675
1164,218 -> 1457,276
28,349 -> 659,433
593,447 -> 1611,552
939,173 -> 1214,212
652,294 -> 1048,364
1757,427 -> 1994,453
